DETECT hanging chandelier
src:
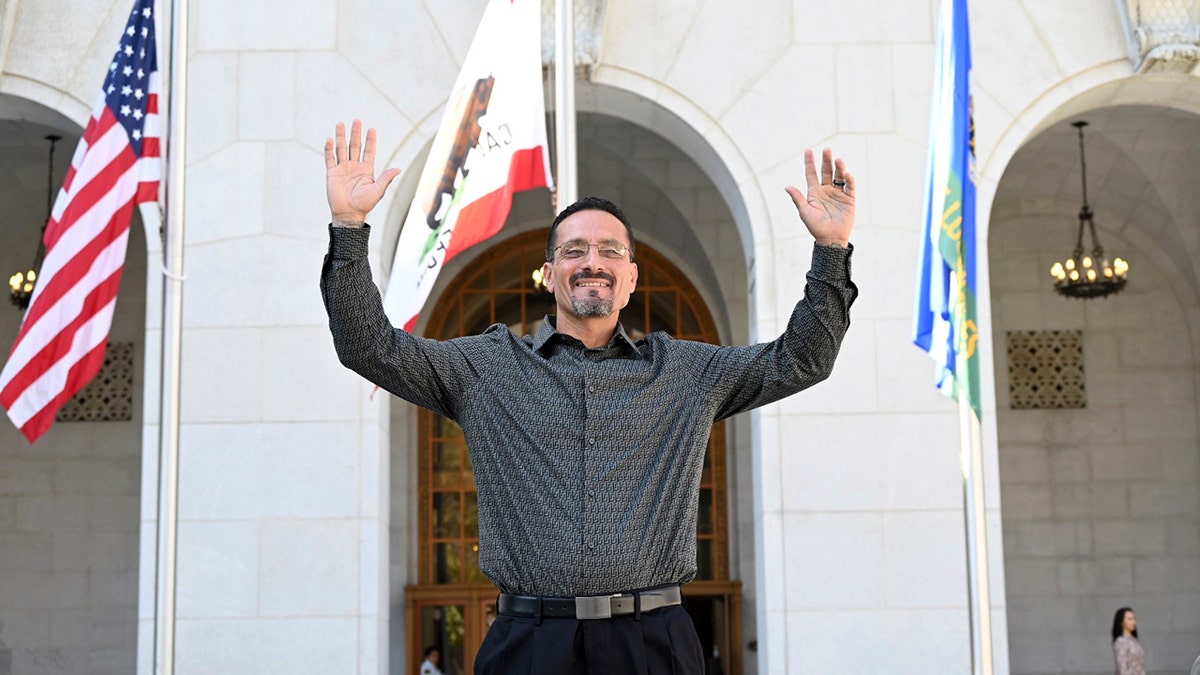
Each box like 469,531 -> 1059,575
9,134 -> 62,310
1049,121 -> 1128,299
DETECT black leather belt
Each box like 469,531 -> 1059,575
498,584 -> 682,620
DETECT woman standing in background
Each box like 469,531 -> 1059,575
1112,607 -> 1145,675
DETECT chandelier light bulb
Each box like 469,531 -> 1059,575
1082,256 -> 1092,268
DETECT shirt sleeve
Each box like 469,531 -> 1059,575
320,224 -> 476,420
694,242 -> 857,421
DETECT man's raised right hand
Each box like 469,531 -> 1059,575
324,119 -> 401,225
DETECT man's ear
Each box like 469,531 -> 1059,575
542,261 -> 555,293
629,262 -> 639,289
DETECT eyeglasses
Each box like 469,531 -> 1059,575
552,240 -> 630,261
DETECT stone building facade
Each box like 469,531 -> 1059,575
1,0 -> 1198,673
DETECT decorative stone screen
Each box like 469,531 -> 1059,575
56,341 -> 134,421
1006,330 -> 1085,409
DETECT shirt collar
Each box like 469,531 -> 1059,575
532,315 -> 640,355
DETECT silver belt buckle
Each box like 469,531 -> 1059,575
575,594 -> 616,620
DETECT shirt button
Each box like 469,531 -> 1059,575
587,542 -> 595,550
588,490 -> 595,498
587,438 -> 595,445
588,386 -> 595,393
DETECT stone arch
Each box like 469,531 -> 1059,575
988,82 -> 1200,673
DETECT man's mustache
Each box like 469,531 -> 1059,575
570,270 -> 616,285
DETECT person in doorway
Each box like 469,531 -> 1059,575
420,646 -> 443,675
320,120 -> 858,674
1111,607 -> 1145,675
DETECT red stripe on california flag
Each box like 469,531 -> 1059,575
444,147 -> 549,260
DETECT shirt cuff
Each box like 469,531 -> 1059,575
327,223 -> 372,260
810,241 -> 854,282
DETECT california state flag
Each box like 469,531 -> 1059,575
383,0 -> 553,332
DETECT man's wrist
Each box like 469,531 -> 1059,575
332,219 -> 366,229
815,239 -> 849,249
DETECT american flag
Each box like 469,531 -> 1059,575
0,0 -> 161,443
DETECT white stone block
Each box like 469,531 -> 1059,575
875,319 -> 957,415
179,327 -> 264,423
1129,483 -> 1200,518
261,327 -> 359,423
237,53 -> 297,142
601,0 -> 703,82
1001,482 -> 1053,521
834,44 -> 894,134
884,510 -> 968,608
263,142 -> 329,242
1093,519 -> 1167,556
195,0 -> 336,51
175,617 -> 358,675
184,53 -> 239,163
185,236 -> 333,328
892,43 -> 935,144
179,423 -> 359,521
883,608 -> 971,673
1057,558 -> 1133,595
785,609 -> 889,672
0,460 -> 52,495
259,520 -> 359,617
175,521 -> 259,618
661,0 -> 793,122
782,512 -> 884,609
0,532 -> 52,571
882,414 -> 962,511
10,571 -> 86,610
55,459 -> 139,496
17,495 -> 90,533
184,143 -> 267,245
1049,446 -> 1092,483
1004,558 -> 1058,596
778,415 -> 885,511
720,44 -> 837,171
52,531 -> 137,572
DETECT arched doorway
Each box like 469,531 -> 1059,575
0,101 -> 145,674
990,103 -> 1200,673
403,229 -> 742,674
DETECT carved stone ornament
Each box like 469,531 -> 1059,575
1118,0 -> 1200,73
1007,330 -> 1086,410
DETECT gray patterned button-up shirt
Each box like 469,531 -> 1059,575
321,225 -> 857,596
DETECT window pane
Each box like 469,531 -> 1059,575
465,542 -> 489,584
435,542 -> 463,584
698,489 -> 714,535
420,604 -> 466,675
697,538 -> 714,580
464,492 -> 479,538
433,492 -> 461,538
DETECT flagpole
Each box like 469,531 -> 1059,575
955,277 -> 994,675
554,0 -> 577,207
156,0 -> 188,672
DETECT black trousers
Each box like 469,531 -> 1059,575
474,604 -> 704,675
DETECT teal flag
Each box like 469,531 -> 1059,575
913,0 -> 981,420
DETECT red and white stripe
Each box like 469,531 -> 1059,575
0,72 -> 160,442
